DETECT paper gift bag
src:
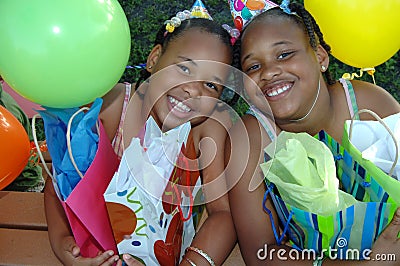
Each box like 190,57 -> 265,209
40,99 -> 119,257
344,111 -> 400,179
61,122 -> 119,257
104,117 -> 202,265
341,109 -> 400,208
261,130 -> 400,259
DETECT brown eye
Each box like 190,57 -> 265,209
205,82 -> 219,91
246,64 -> 260,73
277,51 -> 294,60
177,64 -> 190,74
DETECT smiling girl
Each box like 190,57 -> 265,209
44,14 -> 238,266
226,1 -> 400,265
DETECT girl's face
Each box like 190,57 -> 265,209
240,17 -> 321,122
144,28 -> 232,131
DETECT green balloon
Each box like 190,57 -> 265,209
0,0 -> 131,108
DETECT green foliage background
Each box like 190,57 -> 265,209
117,0 -> 400,108
30,1 -> 399,141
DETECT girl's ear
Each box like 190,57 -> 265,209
316,44 -> 329,70
146,44 -> 162,73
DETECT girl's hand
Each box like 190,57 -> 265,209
367,208 -> 400,265
60,236 -> 120,266
120,254 -> 143,266
70,251 -> 120,266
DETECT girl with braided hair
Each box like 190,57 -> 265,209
44,8 -> 239,266
226,1 -> 400,265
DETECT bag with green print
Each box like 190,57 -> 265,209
260,117 -> 400,259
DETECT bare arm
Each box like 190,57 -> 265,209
182,117 -> 236,266
225,114 -> 281,265
44,174 -> 120,266
353,80 -> 400,119
98,83 -> 128,141
43,84 -> 127,265
44,177 -> 77,263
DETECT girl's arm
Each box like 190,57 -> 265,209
98,83 -> 129,141
43,83 -> 128,265
353,80 -> 400,119
225,114 -> 280,265
181,115 -> 236,266
44,178 -> 120,265
44,177 -> 78,263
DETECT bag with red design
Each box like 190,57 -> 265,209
104,116 -> 202,265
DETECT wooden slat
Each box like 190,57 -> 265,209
0,191 -> 245,265
0,228 -> 62,265
224,244 -> 245,266
0,191 -> 47,230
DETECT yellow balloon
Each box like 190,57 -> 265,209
304,0 -> 400,68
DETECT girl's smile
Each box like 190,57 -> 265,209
261,81 -> 292,100
167,95 -> 192,118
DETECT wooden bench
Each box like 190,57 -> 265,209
0,191 -> 62,265
0,191 -> 245,265
0,190 -> 47,230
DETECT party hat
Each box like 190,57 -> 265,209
228,0 -> 278,31
164,0 -> 213,34
191,0 -> 213,20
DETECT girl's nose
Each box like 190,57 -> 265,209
260,64 -> 282,81
182,82 -> 202,98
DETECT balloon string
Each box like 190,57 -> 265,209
342,67 -> 376,84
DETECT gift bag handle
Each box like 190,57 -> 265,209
66,107 -> 100,179
31,107 -> 100,180
349,109 -> 398,177
262,184 -> 293,245
172,154 -> 194,222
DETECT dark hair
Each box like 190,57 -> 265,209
135,18 -> 233,87
234,3 -> 336,85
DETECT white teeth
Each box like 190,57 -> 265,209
168,96 -> 191,112
266,85 -> 290,97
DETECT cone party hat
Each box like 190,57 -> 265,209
191,0 -> 213,20
228,0 -> 278,31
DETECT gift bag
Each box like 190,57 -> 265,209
39,98 -> 119,257
340,109 -> 400,208
344,110 -> 400,179
104,116 -> 203,266
261,128 -> 400,259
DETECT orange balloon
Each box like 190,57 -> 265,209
0,105 -> 30,190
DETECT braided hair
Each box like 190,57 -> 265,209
234,3 -> 336,85
134,18 -> 240,106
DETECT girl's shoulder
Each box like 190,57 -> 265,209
102,82 -> 134,104
199,107 -> 233,133
191,107 -> 233,150
240,113 -> 263,131
99,82 -> 132,141
350,79 -> 400,118
230,114 -> 277,147
228,113 -> 267,133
